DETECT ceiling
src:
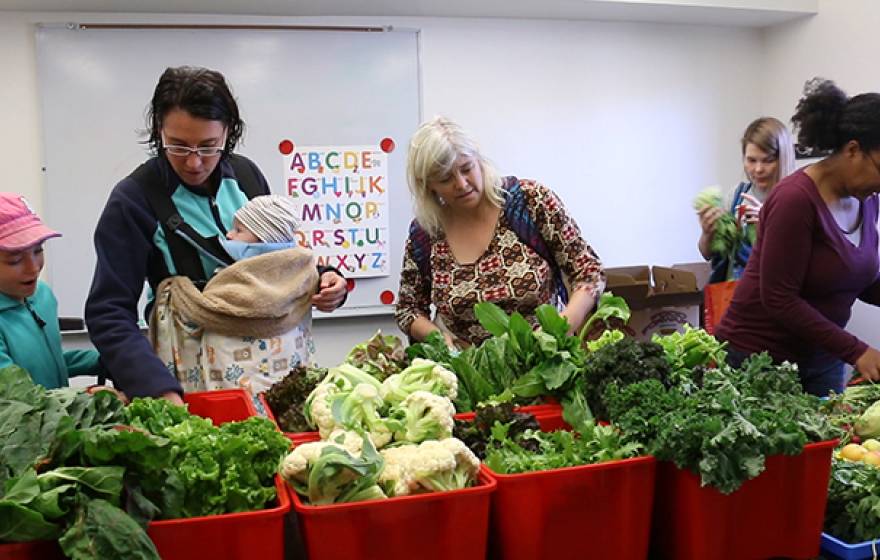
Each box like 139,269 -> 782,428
0,0 -> 818,28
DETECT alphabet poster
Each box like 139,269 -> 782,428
281,141 -> 393,278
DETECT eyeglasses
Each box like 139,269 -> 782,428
161,132 -> 225,158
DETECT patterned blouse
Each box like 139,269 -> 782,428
395,179 -> 605,345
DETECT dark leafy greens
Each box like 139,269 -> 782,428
453,402 -> 541,459
605,354 -> 840,493
483,422 -> 641,474
345,331 -> 406,381
263,365 -> 328,432
0,366 -> 291,559
825,458 -> 880,543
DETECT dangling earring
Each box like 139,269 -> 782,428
435,192 -> 446,206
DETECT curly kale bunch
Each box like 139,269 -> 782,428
582,338 -> 671,421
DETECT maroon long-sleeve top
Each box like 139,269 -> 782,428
716,169 -> 880,365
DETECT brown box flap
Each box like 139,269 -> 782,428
672,261 -> 712,291
604,264 -> 701,311
605,266 -> 650,303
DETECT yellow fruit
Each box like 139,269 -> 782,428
841,443 -> 868,461
864,452 -> 880,466
864,439 -> 880,452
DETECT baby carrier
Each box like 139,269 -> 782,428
149,247 -> 318,397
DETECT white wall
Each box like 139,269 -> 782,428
762,0 -> 880,352
2,11 -> 765,364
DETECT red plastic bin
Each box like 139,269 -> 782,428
485,457 -> 656,560
650,439 -> 837,560
475,411 -> 656,560
289,433 -> 496,560
0,389 -> 287,560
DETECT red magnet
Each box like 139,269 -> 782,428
380,290 -> 395,305
278,140 -> 295,155
379,137 -> 395,153
346,279 -> 356,292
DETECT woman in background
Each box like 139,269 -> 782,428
697,117 -> 796,283
395,116 -> 605,347
716,79 -> 880,395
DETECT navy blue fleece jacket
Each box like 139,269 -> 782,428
85,155 -> 341,398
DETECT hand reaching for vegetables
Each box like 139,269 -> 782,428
85,384 -> 129,404
159,390 -> 185,406
855,347 -> 880,382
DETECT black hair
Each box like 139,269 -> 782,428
144,66 -> 244,156
791,78 -> 880,153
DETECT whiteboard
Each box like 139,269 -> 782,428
36,25 -> 420,319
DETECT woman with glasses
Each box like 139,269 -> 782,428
696,117 -> 796,283
85,66 -> 347,405
716,78 -> 880,395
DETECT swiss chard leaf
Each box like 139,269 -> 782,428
58,497 -> 159,560
38,466 -> 125,503
535,304 -> 569,338
510,371 -> 547,398
474,302 -> 510,338
0,501 -> 61,542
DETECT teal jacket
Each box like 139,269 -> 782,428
0,280 -> 102,388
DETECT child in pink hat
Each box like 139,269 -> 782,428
0,193 -> 106,388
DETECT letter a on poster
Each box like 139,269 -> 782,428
282,144 -> 390,278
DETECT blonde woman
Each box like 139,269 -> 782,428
697,117 -> 796,283
395,116 -> 605,347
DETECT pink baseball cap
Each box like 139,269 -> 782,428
0,193 -> 61,251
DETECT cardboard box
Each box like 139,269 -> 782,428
605,264 -> 705,341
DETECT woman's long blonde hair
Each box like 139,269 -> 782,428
406,116 -> 504,236
741,117 -> 796,186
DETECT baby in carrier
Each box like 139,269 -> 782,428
149,195 -> 317,398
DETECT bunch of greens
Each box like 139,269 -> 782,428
0,366 -> 162,559
651,326 -> 728,391
821,383 -> 880,440
453,401 -> 541,459
605,353 -> 840,493
451,303 -> 587,423
263,365 -> 328,432
693,186 -> 755,278
585,329 -> 625,353
150,413 -> 290,518
578,292 -> 631,342
344,331 -> 407,381
825,458 -> 880,543
405,330 -> 457,367
581,337 -> 671,422
0,366 -> 292,559
483,422 -> 642,475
